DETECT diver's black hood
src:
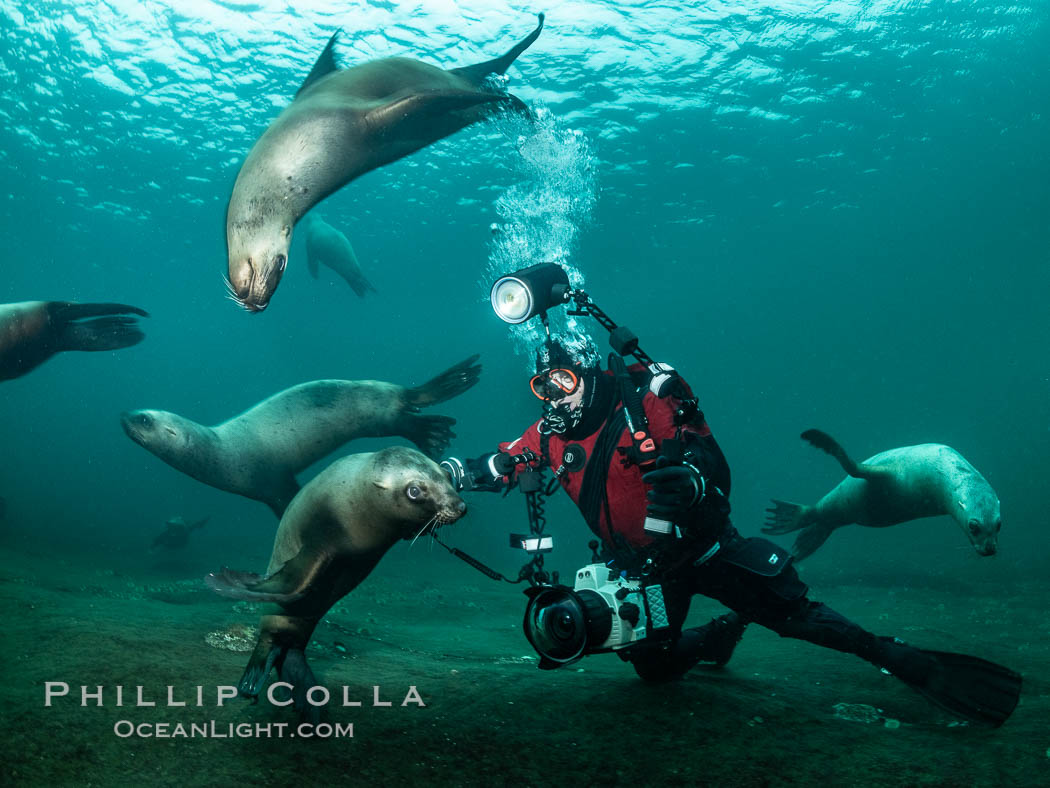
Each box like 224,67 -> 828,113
561,369 -> 616,440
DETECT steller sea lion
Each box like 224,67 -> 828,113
121,355 -> 480,517
302,213 -> 376,297
205,446 -> 467,716
0,301 -> 148,382
225,14 -> 544,311
763,429 -> 1002,561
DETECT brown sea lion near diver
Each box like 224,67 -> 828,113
226,14 -> 545,311
206,447 -> 466,715
763,429 -> 1002,561
121,355 -> 480,517
302,213 -> 376,297
150,515 -> 209,553
0,301 -> 147,381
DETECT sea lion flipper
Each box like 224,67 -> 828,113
296,31 -> 341,98
450,13 -> 545,86
365,90 -> 511,138
762,499 -> 807,535
205,548 -> 327,603
791,523 -> 835,561
46,302 -> 148,353
399,414 -> 457,460
405,354 -> 482,407
800,429 -> 889,480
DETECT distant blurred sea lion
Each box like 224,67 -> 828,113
150,515 -> 209,553
303,213 -> 376,297
205,447 -> 467,716
225,14 -> 544,311
121,355 -> 481,517
763,430 -> 1002,560
0,301 -> 148,381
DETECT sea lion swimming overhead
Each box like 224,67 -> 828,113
225,13 -> 545,312
206,447 -> 467,716
302,213 -> 376,297
763,429 -> 1002,561
0,301 -> 148,382
121,355 -> 481,517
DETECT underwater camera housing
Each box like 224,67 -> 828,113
522,563 -> 671,669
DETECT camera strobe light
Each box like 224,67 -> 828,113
490,263 -> 571,324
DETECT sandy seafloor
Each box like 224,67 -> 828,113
1,533 -> 1047,788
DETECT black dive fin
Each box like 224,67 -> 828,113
878,638 -> 1023,727
916,649 -> 1023,727
450,13 -> 545,85
205,547 -> 328,604
405,354 -> 482,407
296,31 -> 341,98
365,90 -> 510,138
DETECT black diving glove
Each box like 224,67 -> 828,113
439,458 -> 469,492
643,460 -> 705,521
439,453 -> 513,493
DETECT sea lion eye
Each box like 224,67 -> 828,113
968,520 -> 981,535
276,254 -> 287,272
406,484 -> 423,501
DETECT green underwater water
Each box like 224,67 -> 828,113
1,1 -> 1049,785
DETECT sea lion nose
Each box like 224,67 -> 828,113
455,499 -> 466,515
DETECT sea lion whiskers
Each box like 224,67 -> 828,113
409,515 -> 439,549
221,273 -> 250,311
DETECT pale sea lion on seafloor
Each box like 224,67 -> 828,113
302,213 -> 376,297
121,355 -> 480,517
0,301 -> 148,382
763,429 -> 1002,561
205,446 -> 467,716
226,14 -> 545,311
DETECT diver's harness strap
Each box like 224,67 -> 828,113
577,355 -> 722,574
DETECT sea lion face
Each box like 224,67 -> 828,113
226,221 -> 292,313
371,447 -> 467,538
121,409 -> 194,460
956,494 -> 1001,556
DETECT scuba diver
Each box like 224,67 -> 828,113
150,515 -> 209,554
440,335 -> 1023,726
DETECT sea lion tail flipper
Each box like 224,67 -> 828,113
801,429 -> 892,481
400,414 -> 457,460
295,31 -> 341,98
450,13 -> 545,85
405,354 -> 482,407
348,271 -> 378,298
790,523 -> 835,561
762,499 -> 808,535
801,429 -> 867,477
